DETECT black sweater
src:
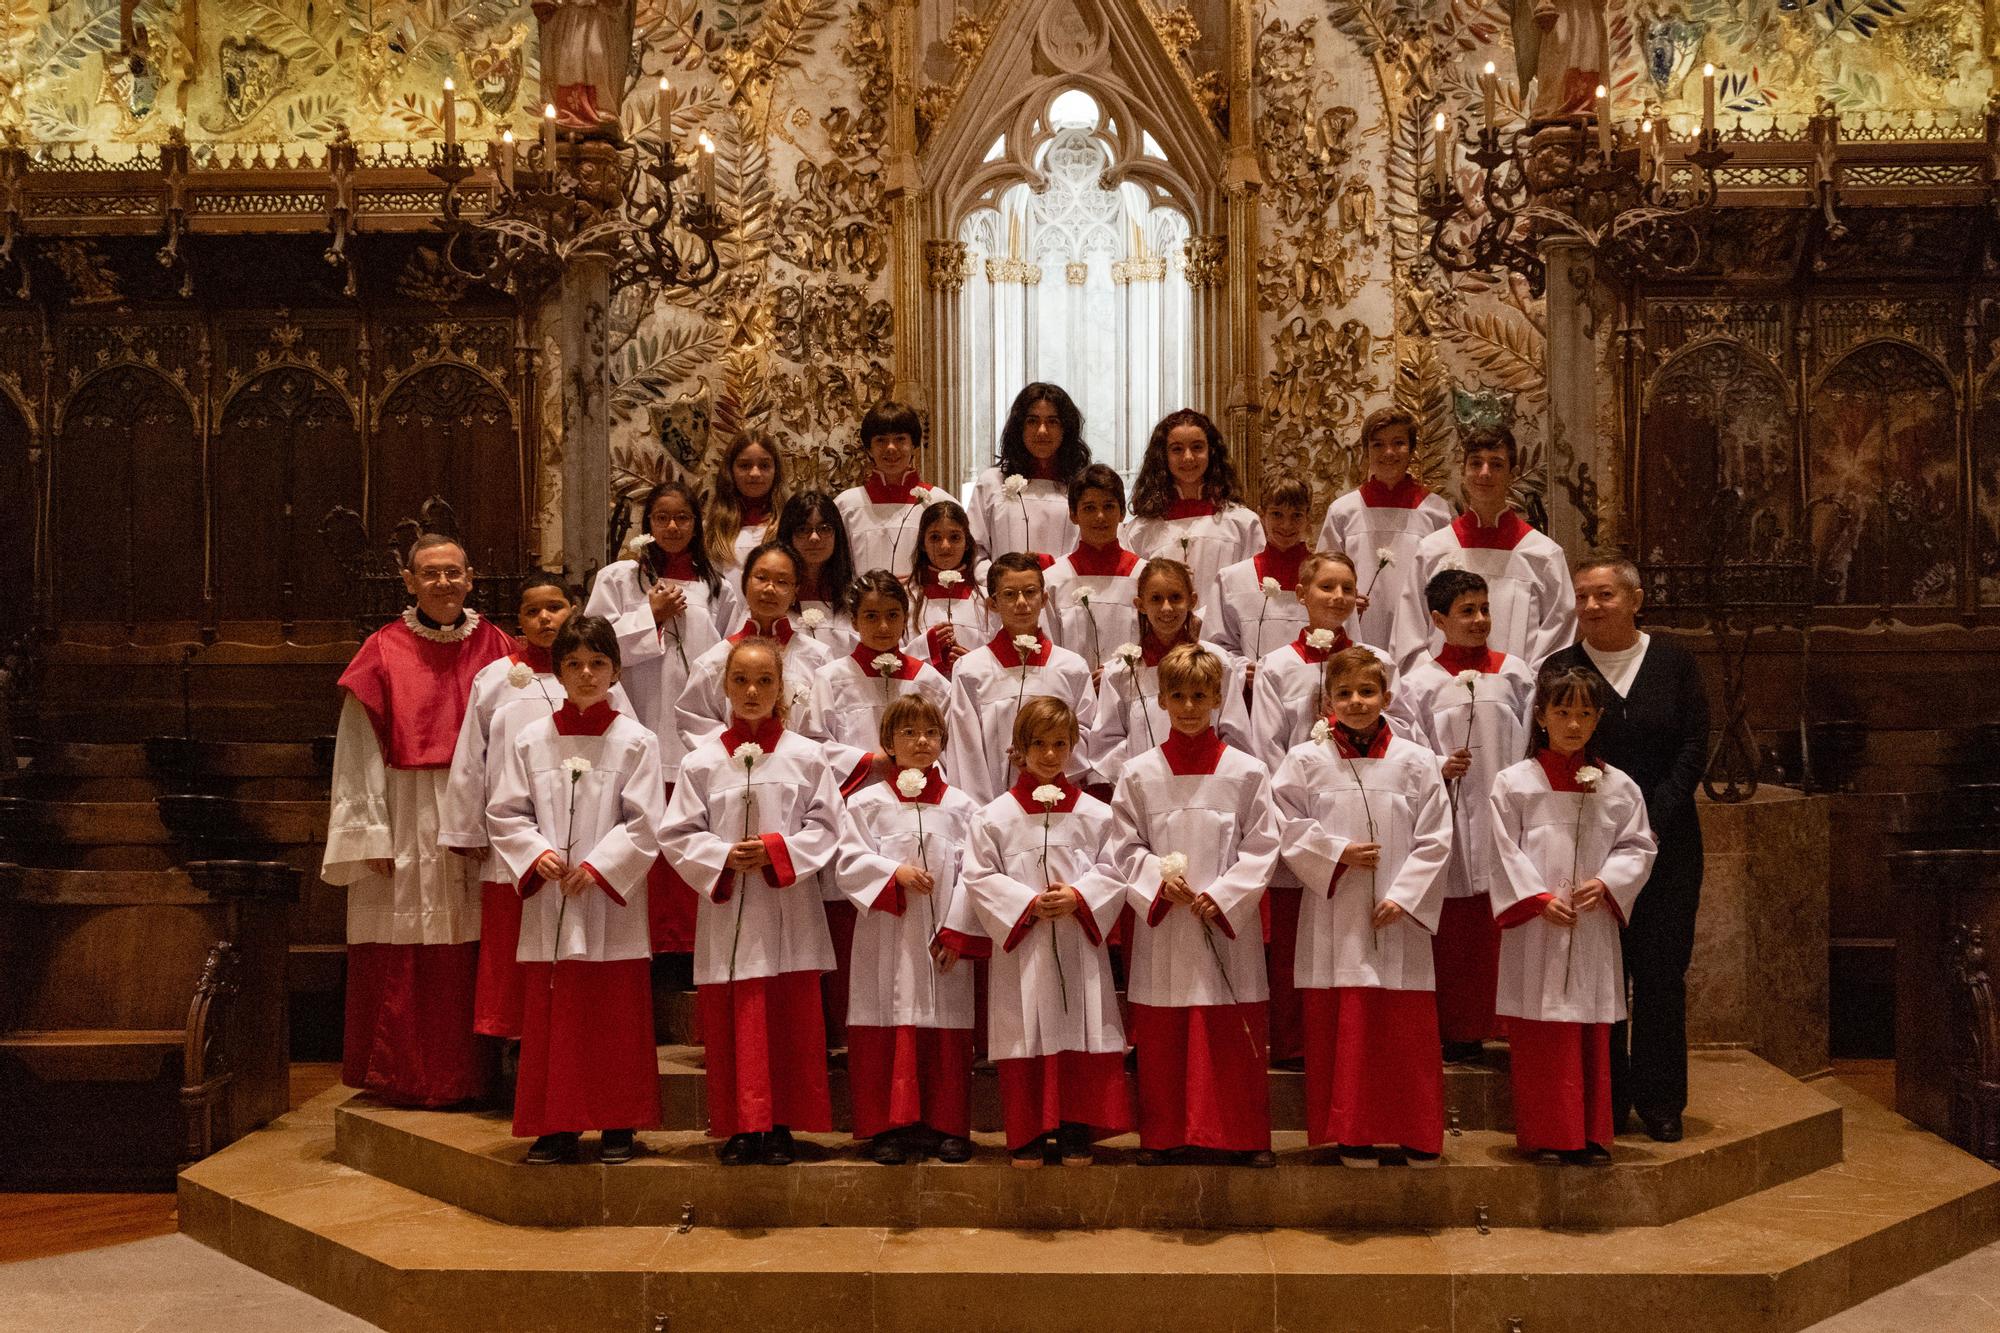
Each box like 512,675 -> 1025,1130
1543,636 -> 1711,864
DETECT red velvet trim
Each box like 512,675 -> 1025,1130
1165,498 -> 1217,519
1359,476 -> 1430,509
987,629 -> 1053,669
934,926 -> 990,959
1535,748 -> 1597,793
1252,544 -> 1309,589
1008,772 -> 1081,815
849,644 -> 922,680
713,870 -> 736,905
760,832 -> 796,887
739,501 -> 771,527
840,755 -> 876,799
1329,720 -> 1393,760
1436,643 -> 1504,675
519,863 -> 550,899
1139,624 -> 1194,667
1451,509 -> 1532,551
1065,540 -> 1138,577
721,714 -> 786,756
1327,863 -> 1350,897
553,699 -> 617,735
1074,902 -> 1104,947
1033,552 -> 1056,571
1201,898 -> 1238,941
729,617 -> 795,644
892,766 -> 948,805
513,642 -> 554,674
1496,892 -> 1553,929
1146,890 -> 1174,927
1292,627 -> 1351,665
863,471 -> 927,505
870,873 -> 906,915
579,860 -> 624,906
1002,903 -> 1039,954
644,548 -> 700,582
1160,727 -> 1226,776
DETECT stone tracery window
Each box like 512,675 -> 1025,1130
951,87 -> 1194,487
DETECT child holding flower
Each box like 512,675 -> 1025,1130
485,615 -> 665,1166
966,383 -> 1092,564
1248,551 -> 1408,1066
1488,663 -> 1656,1164
961,697 -> 1130,1167
943,552 -> 1096,804
1316,407 -> 1455,650
660,637 -> 855,1166
838,695 -> 981,1164
1041,464 -> 1147,680
777,490 -> 860,656
835,400 -> 944,580
677,541 -> 835,747
1122,409 -> 1262,605
1087,558 -> 1248,789
1270,647 -> 1453,1167
1206,476 -> 1315,670
905,500 -> 990,676
1108,644 -> 1282,1166
1397,569 -> 1537,1063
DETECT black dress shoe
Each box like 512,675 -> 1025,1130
1242,1149 -> 1277,1169
719,1133 -> 760,1165
599,1129 -> 636,1164
935,1135 -> 974,1164
525,1132 -> 580,1164
1638,1111 -> 1684,1143
870,1134 -> 907,1165
763,1126 -> 797,1165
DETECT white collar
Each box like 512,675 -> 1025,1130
402,605 -> 481,644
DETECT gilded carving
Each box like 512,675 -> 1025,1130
1182,233 -> 1225,287
923,238 -> 969,291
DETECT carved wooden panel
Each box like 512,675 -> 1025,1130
1807,342 -> 1959,609
0,392 -> 29,598
372,365 -> 521,571
215,368 -> 361,623
1974,372 -> 2000,608
54,367 -> 202,625
1641,342 -> 1797,566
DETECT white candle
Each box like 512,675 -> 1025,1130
1638,117 -> 1651,181
1702,64 -> 1716,135
542,101 -> 557,164
1432,111 -> 1449,188
1481,61 -> 1498,131
1595,84 -> 1611,156
442,78 -> 457,147
698,130 -> 716,204
499,129 -> 515,190
657,76 -> 672,150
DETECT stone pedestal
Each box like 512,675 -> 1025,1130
1687,787 -> 1831,1078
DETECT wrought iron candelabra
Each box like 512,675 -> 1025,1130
1419,117 -> 1734,295
427,127 -> 726,298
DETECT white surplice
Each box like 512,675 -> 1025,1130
1390,514 -> 1576,670
1270,730 -> 1453,991
1400,653 -> 1537,900
836,480 -> 946,580
1123,506 -> 1263,612
1109,739 -> 1281,1008
1206,557 -> 1311,663
1086,640 -> 1249,786
1041,548 -> 1146,672
1246,634 -> 1412,772
660,724 -> 852,986
838,774 -> 981,1029
674,630 -> 835,749
942,634 -> 1097,803
961,784 -> 1126,1060
1317,481 -> 1456,649
966,468 -> 1076,562
485,710 -> 664,963
1487,759 -> 1656,1024
584,559 -> 729,779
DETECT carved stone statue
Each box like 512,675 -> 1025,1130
534,0 -> 634,133
1511,0 -> 1609,123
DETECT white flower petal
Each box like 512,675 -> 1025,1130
937,569 -> 963,587
1310,719 -> 1331,744
1031,783 -> 1064,807
506,662 -> 534,689
1305,628 -> 1335,650
1159,852 -> 1187,880
895,767 -> 927,798
1259,577 -> 1282,597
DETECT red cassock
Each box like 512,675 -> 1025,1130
324,608 -> 513,1107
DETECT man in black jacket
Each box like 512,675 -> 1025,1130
1543,553 -> 1710,1142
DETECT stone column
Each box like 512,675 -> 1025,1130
1539,232 -> 1597,551
885,0 -> 926,409
552,253 -> 611,586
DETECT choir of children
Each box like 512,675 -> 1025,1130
394,394 -> 1657,1171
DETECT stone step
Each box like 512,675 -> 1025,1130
177,1077 -> 2000,1333
335,1051 -> 1843,1232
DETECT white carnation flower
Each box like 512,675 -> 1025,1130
1074,587 -> 1092,607
630,533 -> 656,550
1001,473 -> 1029,500
1259,576 -> 1282,597
873,652 -> 903,676
1374,546 -> 1394,566
506,662 -> 535,689
1305,628 -> 1336,651
936,569 -> 964,588
1455,669 -> 1481,688
735,742 -> 765,768
1032,783 -> 1064,807
1310,719 -> 1332,744
799,608 -> 826,630
560,756 -> 592,778
1159,852 -> 1188,880
1013,633 -> 1038,655
895,767 -> 928,798
1574,765 -> 1604,789
1114,642 -> 1142,665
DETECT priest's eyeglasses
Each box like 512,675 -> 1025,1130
414,566 -> 471,585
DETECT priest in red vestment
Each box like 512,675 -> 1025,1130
322,534 -> 515,1106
